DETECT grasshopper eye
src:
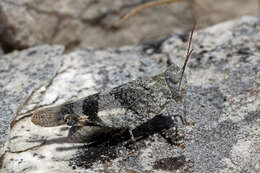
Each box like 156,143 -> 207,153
166,72 -> 180,84
64,114 -> 78,126
165,63 -> 182,85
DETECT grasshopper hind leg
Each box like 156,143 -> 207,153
67,126 -> 113,143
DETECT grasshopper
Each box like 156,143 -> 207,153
31,26 -> 195,142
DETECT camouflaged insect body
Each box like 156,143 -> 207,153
31,63 -> 186,140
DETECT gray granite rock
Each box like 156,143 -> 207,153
0,45 -> 3,55
1,16 -> 259,173
0,45 -> 64,157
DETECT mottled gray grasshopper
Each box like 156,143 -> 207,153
31,27 -> 195,142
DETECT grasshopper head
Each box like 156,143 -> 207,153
164,63 -> 187,102
31,106 -> 66,127
165,23 -> 195,102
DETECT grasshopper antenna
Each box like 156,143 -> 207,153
120,0 -> 184,23
178,23 -> 196,91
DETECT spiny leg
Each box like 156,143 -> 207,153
172,114 -> 184,125
127,128 -> 143,142
129,129 -> 135,142
166,109 -> 184,135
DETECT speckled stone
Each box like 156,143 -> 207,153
0,45 -> 64,156
1,16 -> 259,173
0,45 -> 3,55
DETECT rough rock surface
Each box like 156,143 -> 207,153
0,0 -> 194,51
1,16 -> 260,172
192,0 -> 259,28
0,45 -> 64,156
0,45 -> 3,55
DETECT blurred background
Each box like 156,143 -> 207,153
0,0 -> 259,53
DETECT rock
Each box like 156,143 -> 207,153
0,45 -> 3,55
193,0 -> 259,28
0,0 -> 194,51
1,16 -> 259,172
0,45 -> 64,157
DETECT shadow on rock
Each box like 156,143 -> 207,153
68,114 -> 180,169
